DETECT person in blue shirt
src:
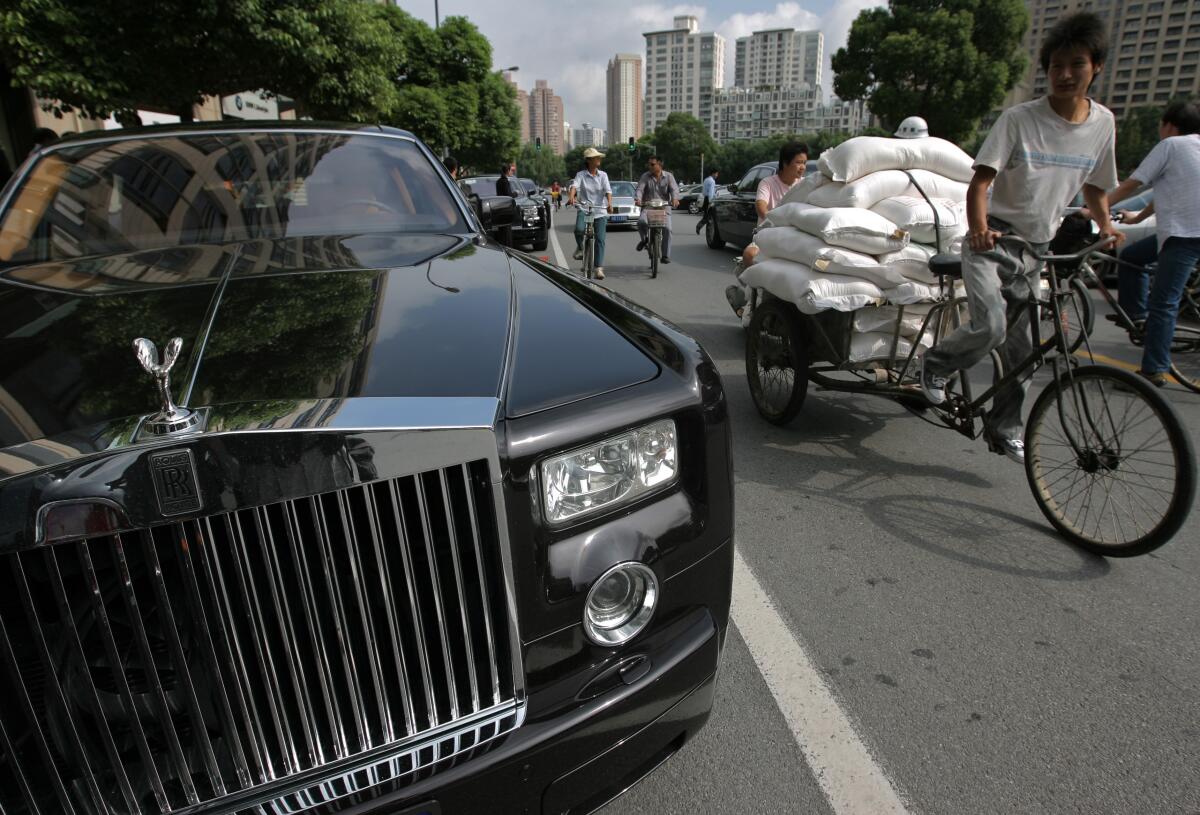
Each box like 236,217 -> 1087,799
695,168 -> 720,235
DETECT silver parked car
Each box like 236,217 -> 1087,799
607,180 -> 641,229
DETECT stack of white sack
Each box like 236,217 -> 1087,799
741,136 -> 976,362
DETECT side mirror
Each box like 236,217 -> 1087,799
477,195 -> 516,229
727,183 -> 738,193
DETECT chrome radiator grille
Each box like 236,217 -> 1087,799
0,459 -> 518,814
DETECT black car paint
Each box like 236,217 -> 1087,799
0,124 -> 733,814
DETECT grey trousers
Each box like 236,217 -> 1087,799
637,210 -> 672,258
924,226 -> 1047,442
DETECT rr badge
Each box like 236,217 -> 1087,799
149,449 -> 202,515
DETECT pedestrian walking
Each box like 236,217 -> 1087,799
1106,99 -> 1200,386
495,161 -> 518,246
695,168 -> 720,234
634,156 -> 681,264
920,11 -> 1123,464
567,147 -> 613,279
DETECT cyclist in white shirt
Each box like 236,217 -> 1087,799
567,147 -> 614,279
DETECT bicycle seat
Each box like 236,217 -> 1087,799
929,253 -> 962,279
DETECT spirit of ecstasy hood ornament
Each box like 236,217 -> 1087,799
133,337 -> 202,436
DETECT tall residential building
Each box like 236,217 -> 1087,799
607,54 -> 643,144
642,16 -> 726,133
504,72 -> 531,144
529,80 -> 566,155
573,123 -> 607,148
733,29 -> 824,89
711,87 -> 872,143
1005,0 -> 1200,118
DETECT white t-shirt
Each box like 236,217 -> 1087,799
1131,134 -> 1200,248
975,97 -> 1118,243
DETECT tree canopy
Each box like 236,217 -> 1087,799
515,143 -> 566,186
0,0 -> 521,160
832,0 -> 1029,143
0,0 -> 404,121
644,113 -> 718,183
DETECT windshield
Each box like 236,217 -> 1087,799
520,179 -> 539,194
611,181 -> 636,198
0,131 -> 468,266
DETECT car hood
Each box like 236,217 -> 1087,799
0,234 -> 658,449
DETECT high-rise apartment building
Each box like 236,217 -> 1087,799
529,80 -> 566,155
734,28 -> 824,89
642,16 -> 726,133
1006,0 -> 1200,118
573,123 -> 607,148
504,72 -> 531,144
711,87 -> 872,143
607,54 -> 643,144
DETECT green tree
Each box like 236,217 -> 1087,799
0,0 -> 404,121
515,143 -> 566,186
376,8 -> 519,167
832,0 -> 1029,143
645,113 -> 718,183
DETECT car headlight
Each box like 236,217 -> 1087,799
584,562 -> 658,646
539,419 -> 677,524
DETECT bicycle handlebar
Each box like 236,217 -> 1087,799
997,234 -> 1115,264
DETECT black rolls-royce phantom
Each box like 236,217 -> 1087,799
0,124 -> 733,814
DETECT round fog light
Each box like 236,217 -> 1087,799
583,562 -> 658,646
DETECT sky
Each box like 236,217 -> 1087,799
394,0 -> 883,133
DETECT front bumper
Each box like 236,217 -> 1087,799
316,536 -> 733,815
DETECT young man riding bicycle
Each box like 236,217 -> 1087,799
920,11 -> 1124,463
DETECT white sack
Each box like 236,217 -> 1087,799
877,243 -> 938,284
752,228 -> 911,287
742,257 -> 884,314
885,279 -> 946,305
853,305 -> 931,339
761,204 -> 909,255
870,196 -> 968,245
778,170 -> 829,206
846,332 -> 919,365
817,136 -> 975,184
805,169 -> 969,210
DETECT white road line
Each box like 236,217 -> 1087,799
732,548 -> 911,815
548,212 -> 568,268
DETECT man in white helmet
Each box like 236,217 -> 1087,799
895,116 -> 930,138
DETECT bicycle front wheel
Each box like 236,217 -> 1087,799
1025,365 -> 1196,556
649,229 -> 660,278
1041,273 -> 1099,352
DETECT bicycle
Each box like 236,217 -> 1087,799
642,198 -> 670,278
744,236 -> 1196,556
1059,246 -> 1200,393
576,201 -> 601,280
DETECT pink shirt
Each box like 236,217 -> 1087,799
755,173 -> 798,223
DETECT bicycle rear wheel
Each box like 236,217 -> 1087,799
1025,365 -> 1195,556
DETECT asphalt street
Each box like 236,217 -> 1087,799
536,207 -> 1200,815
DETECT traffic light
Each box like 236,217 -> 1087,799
535,137 -> 542,152
628,137 -> 635,153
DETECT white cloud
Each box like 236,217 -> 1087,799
394,0 -> 882,135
